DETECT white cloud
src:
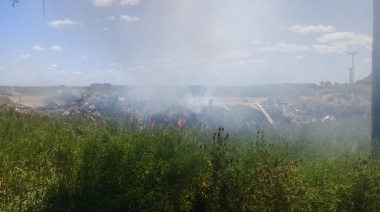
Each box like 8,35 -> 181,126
33,45 -> 45,51
0,66 -> 5,69
81,56 -> 89,59
93,0 -> 114,7
104,27 -> 109,31
312,32 -> 372,54
317,32 -> 372,48
20,54 -> 30,59
257,32 -> 372,54
289,25 -> 336,34
120,0 -> 140,6
295,55 -> 304,60
48,19 -> 81,28
120,15 -> 139,22
107,15 -> 116,20
50,45 -> 65,51
258,42 -> 311,52
93,0 -> 139,7
51,64 -> 59,69
313,45 -> 348,54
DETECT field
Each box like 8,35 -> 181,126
1,104 -> 379,211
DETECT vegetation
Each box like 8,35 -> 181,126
0,108 -> 379,211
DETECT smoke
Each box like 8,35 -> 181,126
0,1 -> 373,132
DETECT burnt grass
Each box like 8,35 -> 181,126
1,108 -> 380,212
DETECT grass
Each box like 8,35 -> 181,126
0,108 -> 379,211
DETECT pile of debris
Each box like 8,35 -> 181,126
0,88 -> 371,128
37,91 -> 133,122
270,93 -> 370,124
0,95 -> 36,115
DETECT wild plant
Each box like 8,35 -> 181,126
1,108 -> 379,211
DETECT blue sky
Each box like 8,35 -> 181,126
0,0 -> 373,86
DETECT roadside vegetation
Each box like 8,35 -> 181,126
1,108 -> 379,211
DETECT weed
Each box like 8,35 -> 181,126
0,109 -> 377,211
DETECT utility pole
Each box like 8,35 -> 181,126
348,52 -> 358,86
372,0 -> 380,156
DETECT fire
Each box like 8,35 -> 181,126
177,117 -> 183,128
149,117 -> 155,129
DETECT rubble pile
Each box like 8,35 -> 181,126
199,104 -> 266,129
272,93 -> 370,124
0,95 -> 35,115
0,88 -> 371,128
38,92 -> 134,122
145,104 -> 266,130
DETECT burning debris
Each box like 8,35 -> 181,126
38,92 -> 129,122
0,85 -> 371,128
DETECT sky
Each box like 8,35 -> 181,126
0,0 -> 373,86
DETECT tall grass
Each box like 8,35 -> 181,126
0,108 -> 379,211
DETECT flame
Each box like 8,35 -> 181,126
149,116 -> 155,129
178,117 -> 183,128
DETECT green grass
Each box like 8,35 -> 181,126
0,108 -> 379,211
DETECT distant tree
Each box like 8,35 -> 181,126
324,81 -> 332,86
